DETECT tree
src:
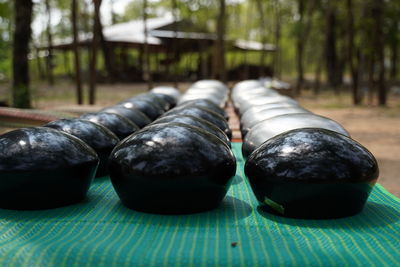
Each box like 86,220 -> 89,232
89,0 -> 102,105
295,0 -> 316,95
373,0 -> 386,106
142,0 -> 153,90
325,2 -> 339,91
94,0 -> 115,82
12,0 -> 33,108
213,0 -> 226,82
272,0 -> 282,78
171,0 -> 179,88
45,0 -> 54,85
71,0 -> 83,105
347,0 -> 361,104
256,0 -> 267,77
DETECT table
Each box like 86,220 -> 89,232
0,143 -> 399,266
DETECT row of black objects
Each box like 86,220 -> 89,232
232,79 -> 379,219
0,86 -> 181,210
108,80 -> 237,214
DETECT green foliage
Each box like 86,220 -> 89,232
0,0 -> 12,81
121,0 -> 160,21
1,0 -> 399,86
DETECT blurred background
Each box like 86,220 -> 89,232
0,0 -> 399,195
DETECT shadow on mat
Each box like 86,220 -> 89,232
109,195 -> 253,228
0,191 -> 252,227
257,201 -> 400,230
231,175 -> 243,185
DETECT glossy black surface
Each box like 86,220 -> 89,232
109,123 -> 236,214
242,113 -> 349,159
245,128 -> 379,219
150,92 -> 176,108
232,80 -> 263,92
151,115 -> 230,147
0,127 -> 98,210
134,93 -> 170,111
80,112 -> 140,140
118,98 -> 164,120
232,87 -> 279,104
240,107 -> 309,137
162,106 -> 232,139
191,80 -> 228,91
151,86 -> 181,100
45,118 -> 119,177
240,102 -> 300,118
178,92 -> 227,108
238,95 -> 298,114
101,106 -> 152,128
177,99 -> 228,119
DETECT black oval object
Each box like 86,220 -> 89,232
162,106 -> 232,139
151,115 -> 230,147
238,95 -> 298,115
151,86 -> 181,100
45,119 -> 119,177
242,113 -> 349,159
192,79 -> 228,90
232,86 -> 279,104
134,93 -> 170,111
101,106 -> 152,128
245,128 -> 379,219
109,123 -> 236,214
80,112 -> 140,140
150,92 -> 176,109
177,99 -> 228,119
0,127 -> 98,210
119,97 -> 164,120
240,102 -> 300,118
240,106 -> 309,137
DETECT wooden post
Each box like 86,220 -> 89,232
143,0 -> 153,90
213,0 -> 226,82
72,0 -> 83,105
171,0 -> 179,88
45,0 -> 54,86
89,0 -> 102,105
12,0 -> 33,108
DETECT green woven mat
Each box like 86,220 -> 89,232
0,143 -> 399,267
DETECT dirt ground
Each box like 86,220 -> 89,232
0,82 -> 399,197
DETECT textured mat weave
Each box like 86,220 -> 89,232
0,143 -> 399,267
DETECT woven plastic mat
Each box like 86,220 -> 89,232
0,143 -> 399,267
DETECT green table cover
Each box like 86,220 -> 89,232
0,143 -> 399,267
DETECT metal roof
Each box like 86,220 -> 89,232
44,14 -> 275,52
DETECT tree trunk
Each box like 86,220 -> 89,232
313,51 -> 322,96
273,0 -> 281,78
89,0 -> 102,105
143,0 -> 153,90
243,1 -> 253,80
213,0 -> 226,82
94,0 -> 115,82
325,3 -> 339,92
295,0 -> 305,95
347,0 -> 361,105
12,0 -> 33,108
45,0 -> 54,86
367,55 -> 375,105
373,0 -> 386,106
256,0 -> 267,77
72,0 -> 83,105
390,20 -> 398,81
171,0 -> 179,88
